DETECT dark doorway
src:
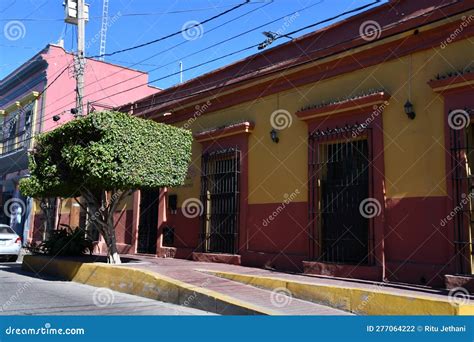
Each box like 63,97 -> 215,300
137,190 -> 159,254
310,126 -> 371,264
200,148 -> 240,254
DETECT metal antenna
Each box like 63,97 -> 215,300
99,0 -> 109,61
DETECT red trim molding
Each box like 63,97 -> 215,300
303,261 -> 383,280
428,71 -> 474,93
296,92 -> 390,121
194,121 -> 254,143
137,14 -> 473,124
192,252 -> 241,265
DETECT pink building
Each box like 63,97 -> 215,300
0,44 -> 158,241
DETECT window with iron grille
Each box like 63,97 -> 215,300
449,108 -> 474,274
200,148 -> 240,254
309,125 -> 373,264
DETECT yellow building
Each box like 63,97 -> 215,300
123,0 -> 473,287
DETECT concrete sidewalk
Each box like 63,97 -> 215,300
22,254 -> 474,315
124,256 -> 350,315
121,255 -> 474,315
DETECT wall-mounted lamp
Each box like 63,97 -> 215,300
404,100 -> 416,120
270,129 -> 279,143
52,115 -> 61,122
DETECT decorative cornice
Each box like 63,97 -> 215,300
194,121 -> 254,143
296,91 -> 390,121
0,91 -> 39,115
428,69 -> 474,93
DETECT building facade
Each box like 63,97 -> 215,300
0,44 -> 158,245
114,0 -> 474,288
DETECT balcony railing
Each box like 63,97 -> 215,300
0,130 -> 32,156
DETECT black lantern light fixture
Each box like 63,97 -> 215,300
404,100 -> 416,120
270,129 -> 279,143
52,114 -> 61,122
404,55 -> 416,120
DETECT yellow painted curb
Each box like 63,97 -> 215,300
199,270 -> 474,315
22,256 -> 279,315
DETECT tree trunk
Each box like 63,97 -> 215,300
105,217 -> 121,264
81,189 -> 127,264
40,197 -> 57,239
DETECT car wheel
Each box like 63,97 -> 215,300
8,255 -> 18,262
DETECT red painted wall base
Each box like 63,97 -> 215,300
303,261 -> 383,281
192,252 -> 241,265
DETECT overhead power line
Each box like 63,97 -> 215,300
41,0 -> 336,121
16,0 -> 431,146
36,0 -> 276,119
0,1 -> 269,21
89,0 -> 252,59
10,0 -> 464,150
74,0 -> 383,109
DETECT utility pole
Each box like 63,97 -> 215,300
75,0 -> 86,117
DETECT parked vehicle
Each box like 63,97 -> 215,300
0,224 -> 21,261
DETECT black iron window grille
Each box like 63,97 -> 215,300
200,148 -> 241,254
449,108 -> 474,274
309,124 -> 374,264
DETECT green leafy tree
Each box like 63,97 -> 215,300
20,111 -> 192,264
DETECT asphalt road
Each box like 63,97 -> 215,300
0,262 -> 213,315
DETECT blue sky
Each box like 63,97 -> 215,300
0,0 -> 386,89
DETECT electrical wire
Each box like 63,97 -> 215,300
33,0 -> 277,120
9,0 -> 446,148
81,0 -> 383,110
0,1 -> 270,21
40,0 -> 330,121
88,0 -> 252,59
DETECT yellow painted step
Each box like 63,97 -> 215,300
199,269 -> 474,315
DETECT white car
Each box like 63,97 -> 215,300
0,224 -> 22,262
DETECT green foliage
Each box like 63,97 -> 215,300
26,225 -> 94,256
20,111 -> 193,198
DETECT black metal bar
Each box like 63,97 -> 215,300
309,125 -> 372,265
200,148 -> 241,254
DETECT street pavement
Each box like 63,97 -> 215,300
0,262 -> 213,315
